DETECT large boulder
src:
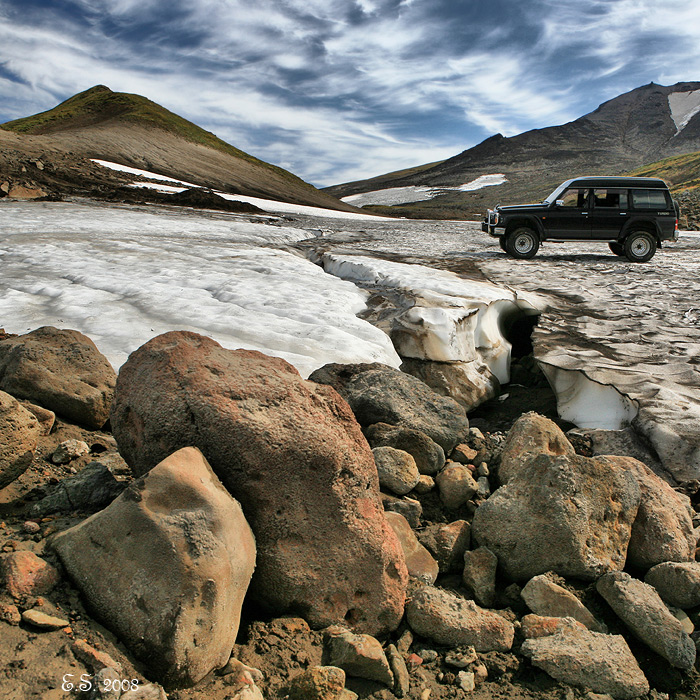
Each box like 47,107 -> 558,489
111,332 -> 407,636
613,456 -> 696,569
0,390 -> 41,489
53,447 -> 256,688
308,362 -> 468,452
0,327 -> 116,429
472,451 -> 641,581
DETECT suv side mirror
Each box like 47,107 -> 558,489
555,199 -> 564,207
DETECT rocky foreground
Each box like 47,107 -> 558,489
1,326 -> 700,700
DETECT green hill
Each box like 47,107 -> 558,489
0,86 -> 356,210
2,85 -> 293,178
628,150 -> 700,193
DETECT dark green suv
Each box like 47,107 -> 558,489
482,176 -> 679,262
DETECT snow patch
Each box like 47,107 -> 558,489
341,174 -> 507,207
92,158 -> 391,220
668,90 -> 700,133
322,254 -> 542,383
0,200 -> 400,376
539,363 -> 638,430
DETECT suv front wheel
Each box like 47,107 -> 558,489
504,227 -> 540,259
624,231 -> 656,263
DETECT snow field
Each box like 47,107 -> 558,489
0,200 -> 399,375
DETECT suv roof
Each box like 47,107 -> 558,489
559,176 -> 669,189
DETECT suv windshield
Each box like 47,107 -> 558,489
543,183 -> 568,204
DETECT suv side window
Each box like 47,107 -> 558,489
592,189 -> 627,209
559,188 -> 589,207
630,189 -> 669,209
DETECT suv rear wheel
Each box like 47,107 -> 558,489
608,241 -> 624,256
624,231 -> 656,263
505,227 -> 539,259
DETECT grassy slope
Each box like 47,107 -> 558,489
0,85 -> 312,189
628,150 -> 700,192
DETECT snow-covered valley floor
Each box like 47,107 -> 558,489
1,196 -> 699,482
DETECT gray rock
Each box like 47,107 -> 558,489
596,571 -> 696,670
435,463 -> 478,509
385,512 -> 438,584
0,326 -> 116,429
405,585 -> 514,651
399,357 -> 499,412
88,668 -> 122,700
51,439 -> 90,464
645,561 -> 700,609
372,446 -> 420,496
382,493 -> 422,528
120,686 -> 168,700
365,423 -> 445,475
521,627 -> 648,699
521,574 -> 605,632
462,547 -> 498,608
418,520 -> 471,574
29,461 -> 126,517
472,451 -> 641,581
308,362 -> 469,452
323,626 -> 393,686
53,447 -> 257,688
0,390 -> 41,489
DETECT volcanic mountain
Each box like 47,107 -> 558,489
325,81 -> 700,218
0,85 -> 355,211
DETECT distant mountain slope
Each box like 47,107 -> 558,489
0,85 -> 355,211
629,149 -> 700,229
325,81 -> 700,219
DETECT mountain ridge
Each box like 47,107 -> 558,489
0,85 -> 356,211
324,81 -> 700,218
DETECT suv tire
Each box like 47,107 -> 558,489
505,227 -> 539,259
608,241 -> 624,256
498,237 -> 508,252
624,231 -> 656,263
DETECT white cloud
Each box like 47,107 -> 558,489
1,0 -> 699,185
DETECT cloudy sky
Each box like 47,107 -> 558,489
1,0 -> 700,186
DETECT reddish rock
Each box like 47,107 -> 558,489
71,639 -> 123,673
385,512 -> 438,584
111,332 -> 407,636
0,550 -> 59,598
521,614 -> 586,639
418,520 -> 471,574
0,327 -> 116,429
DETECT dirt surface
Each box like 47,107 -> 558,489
2,201 -> 700,699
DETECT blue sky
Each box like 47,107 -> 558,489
1,0 -> 699,186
